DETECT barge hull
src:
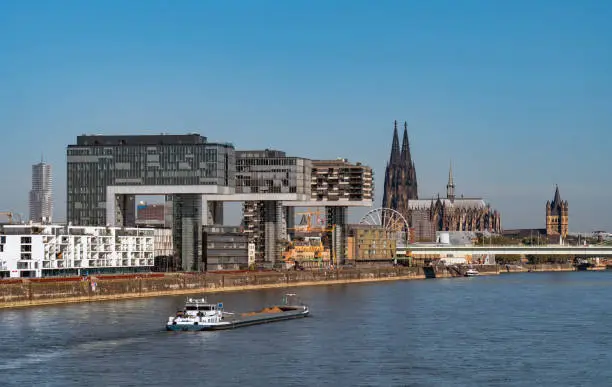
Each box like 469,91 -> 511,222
166,307 -> 309,332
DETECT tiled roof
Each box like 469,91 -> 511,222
407,198 -> 487,210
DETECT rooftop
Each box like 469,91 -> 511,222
72,134 -> 209,146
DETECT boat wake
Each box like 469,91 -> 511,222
0,336 -> 150,371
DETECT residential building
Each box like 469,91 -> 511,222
310,159 -> 373,202
0,224 -> 155,278
346,224 -> 397,262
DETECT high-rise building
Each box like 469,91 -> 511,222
546,185 -> 568,238
236,149 -> 311,266
29,162 -> 53,223
66,134 -> 234,227
382,120 -> 418,219
66,134 -> 234,271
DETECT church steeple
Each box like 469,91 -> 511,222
383,119 -> 418,220
400,121 -> 411,165
552,184 -> 561,207
446,161 -> 455,202
389,120 -> 400,164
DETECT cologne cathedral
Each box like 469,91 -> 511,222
382,121 -> 502,241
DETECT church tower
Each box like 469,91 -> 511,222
382,120 -> 418,221
546,185 -> 569,238
446,161 -> 455,202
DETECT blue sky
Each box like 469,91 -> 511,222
1,0 -> 610,231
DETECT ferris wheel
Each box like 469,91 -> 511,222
359,207 -> 409,245
359,208 -> 409,232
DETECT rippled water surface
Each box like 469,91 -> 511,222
1,271 -> 612,386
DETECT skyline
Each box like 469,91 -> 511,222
1,0 -> 611,231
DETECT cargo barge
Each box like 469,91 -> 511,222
166,294 -> 309,331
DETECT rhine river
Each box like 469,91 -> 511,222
1,271 -> 612,386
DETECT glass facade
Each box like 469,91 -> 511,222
235,150 -> 311,195
67,135 -> 235,226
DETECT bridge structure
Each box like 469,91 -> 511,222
398,244 -> 612,257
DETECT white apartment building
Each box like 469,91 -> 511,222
0,224 -> 157,278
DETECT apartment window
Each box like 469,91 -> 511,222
0,236 -> 5,244
21,237 -> 32,244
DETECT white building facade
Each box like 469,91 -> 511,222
0,225 -> 155,278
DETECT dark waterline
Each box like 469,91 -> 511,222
1,272 -> 612,386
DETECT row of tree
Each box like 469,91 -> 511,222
494,254 -> 592,264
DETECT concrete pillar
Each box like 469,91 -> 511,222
210,201 -> 224,225
285,207 -> 295,240
164,195 -> 174,228
115,194 -> 136,227
173,194 -> 202,271
263,201 -> 280,267
326,206 -> 348,266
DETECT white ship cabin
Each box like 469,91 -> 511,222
180,298 -> 223,317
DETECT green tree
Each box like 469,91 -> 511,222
495,254 -> 522,264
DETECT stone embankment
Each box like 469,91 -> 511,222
0,263 -> 580,309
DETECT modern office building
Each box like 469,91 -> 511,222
66,135 -> 374,270
29,162 -> 53,223
66,134 -> 234,271
237,150 -> 311,266
0,224 -> 155,278
283,158 -> 374,264
202,225 -> 250,271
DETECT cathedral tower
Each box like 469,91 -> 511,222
546,185 -> 569,238
446,161 -> 455,202
382,120 -> 418,221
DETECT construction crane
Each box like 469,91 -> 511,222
285,220 -> 338,267
293,209 -> 326,233
0,212 -> 21,224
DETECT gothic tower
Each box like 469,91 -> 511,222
446,161 -> 455,202
382,120 -> 418,221
546,185 -> 569,238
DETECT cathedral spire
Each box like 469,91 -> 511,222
400,121 -> 411,165
446,160 -> 455,202
552,184 -> 561,207
390,120 -> 400,163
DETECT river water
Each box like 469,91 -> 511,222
1,271 -> 612,386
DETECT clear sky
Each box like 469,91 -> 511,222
1,0 -> 611,231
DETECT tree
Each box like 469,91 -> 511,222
526,254 -> 571,264
495,254 -> 522,264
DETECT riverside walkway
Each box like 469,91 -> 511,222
401,244 -> 612,256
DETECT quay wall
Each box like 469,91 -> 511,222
0,263 -> 579,309
0,267 -> 426,309
500,263 -> 575,273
